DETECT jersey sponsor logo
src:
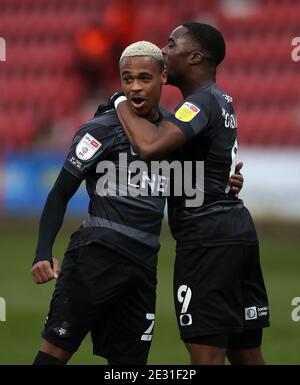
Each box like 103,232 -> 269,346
127,170 -> 169,193
245,306 -> 258,320
90,139 -> 100,148
75,133 -> 102,161
175,102 -> 200,122
257,306 -> 268,317
180,313 -> 192,326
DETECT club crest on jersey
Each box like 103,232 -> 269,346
175,102 -> 200,122
76,133 -> 102,161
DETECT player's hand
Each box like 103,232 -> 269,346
94,92 -> 126,117
31,257 -> 60,284
230,161 -> 244,198
108,91 -> 125,109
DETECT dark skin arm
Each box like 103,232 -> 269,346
117,100 -> 187,160
116,100 -> 244,194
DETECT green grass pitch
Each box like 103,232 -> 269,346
0,219 -> 299,364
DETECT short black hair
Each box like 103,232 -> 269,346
182,22 -> 226,66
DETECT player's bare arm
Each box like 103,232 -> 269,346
116,99 -> 186,159
116,99 -> 244,194
32,169 -> 82,284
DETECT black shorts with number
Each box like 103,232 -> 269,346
173,242 -> 269,340
42,243 -> 157,364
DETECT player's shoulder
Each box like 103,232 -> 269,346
187,84 -> 235,120
173,86 -> 214,122
93,109 -> 120,127
185,84 -> 214,106
187,83 -> 232,105
209,83 -> 234,106
75,110 -> 120,140
177,85 -> 215,118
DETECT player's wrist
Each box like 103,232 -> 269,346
33,250 -> 53,266
114,96 -> 127,109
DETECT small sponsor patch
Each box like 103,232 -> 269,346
245,306 -> 258,320
179,313 -> 193,326
175,102 -> 200,122
68,155 -> 83,170
75,133 -> 102,161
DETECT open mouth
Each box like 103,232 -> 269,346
130,96 -> 146,109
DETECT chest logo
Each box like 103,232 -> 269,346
175,102 -> 200,122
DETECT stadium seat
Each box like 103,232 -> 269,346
218,70 -> 300,105
236,106 -> 300,146
0,0 -> 299,148
224,36 -> 293,66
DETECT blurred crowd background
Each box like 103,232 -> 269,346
0,0 -> 300,218
0,0 -> 300,217
0,0 -> 300,364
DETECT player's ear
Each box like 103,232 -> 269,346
161,68 -> 168,85
190,51 -> 203,65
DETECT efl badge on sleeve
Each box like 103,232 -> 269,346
175,102 -> 200,122
75,133 -> 102,161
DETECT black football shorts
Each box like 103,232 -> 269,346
173,242 -> 270,342
42,243 -> 157,364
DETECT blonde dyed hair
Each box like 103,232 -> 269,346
120,41 -> 164,70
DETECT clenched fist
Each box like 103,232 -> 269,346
31,258 -> 60,284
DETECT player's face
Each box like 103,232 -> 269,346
162,25 -> 195,86
120,56 -> 167,121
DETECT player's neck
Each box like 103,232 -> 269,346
180,73 -> 216,98
143,108 -> 160,122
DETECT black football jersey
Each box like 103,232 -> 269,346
63,109 -> 169,272
165,83 -> 258,246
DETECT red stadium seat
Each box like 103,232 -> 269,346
236,106 -> 300,146
218,70 -> 300,105
224,36 -> 293,67
0,109 -> 38,149
0,0 -> 299,148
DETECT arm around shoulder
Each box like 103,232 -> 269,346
116,100 -> 187,159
